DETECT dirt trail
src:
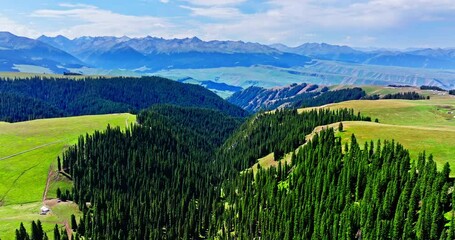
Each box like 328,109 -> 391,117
42,166 -> 73,239
42,166 -> 54,202
0,140 -> 64,161
0,163 -> 40,203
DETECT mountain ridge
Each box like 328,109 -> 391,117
0,31 -> 86,73
271,42 -> 455,69
38,34 -> 310,70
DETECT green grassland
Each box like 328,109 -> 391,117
0,113 -> 135,239
298,87 -> 455,173
337,121 -> 455,169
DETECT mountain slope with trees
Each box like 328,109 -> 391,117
12,102 -> 455,239
49,106 -> 370,239
0,76 -> 247,122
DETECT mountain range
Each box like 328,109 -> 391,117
37,35 -> 310,71
0,32 -> 85,73
271,43 -> 455,69
1,31 -> 455,92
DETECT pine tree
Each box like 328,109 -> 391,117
53,225 -> 60,240
71,214 -> 78,231
16,229 -> 22,240
31,221 -> 39,240
36,220 -> 44,240
19,223 -> 29,240
57,156 -> 62,172
56,188 -> 61,199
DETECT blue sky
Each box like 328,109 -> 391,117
1,0 -> 455,48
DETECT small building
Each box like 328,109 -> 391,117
40,206 -> 50,215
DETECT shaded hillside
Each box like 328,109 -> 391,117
137,105 -> 245,151
0,76 -> 247,122
0,93 -> 64,122
227,83 -> 366,112
227,83 -> 322,112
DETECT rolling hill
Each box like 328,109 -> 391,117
0,75 -> 247,122
298,86 -> 455,172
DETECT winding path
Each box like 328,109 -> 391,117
0,140 -> 64,161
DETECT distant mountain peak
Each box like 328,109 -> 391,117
0,31 -> 16,37
0,32 -> 86,73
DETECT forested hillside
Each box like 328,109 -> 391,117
60,106 -> 248,239
217,130 -> 455,239
13,102 -> 455,239
0,93 -> 64,122
0,76 -> 247,122
47,106 -> 370,239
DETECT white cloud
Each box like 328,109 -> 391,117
32,5 -> 175,38
0,15 -> 38,37
160,0 -> 170,3
180,5 -> 242,19
187,0 -> 455,46
58,3 -> 97,8
183,0 -> 246,6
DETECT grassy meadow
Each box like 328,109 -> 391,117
0,113 -> 135,239
299,86 -> 455,173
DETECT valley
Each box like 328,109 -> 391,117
154,62 -> 455,97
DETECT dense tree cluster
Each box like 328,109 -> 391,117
219,108 -> 370,170
136,105 -> 244,152
292,88 -> 366,109
215,130 -> 455,239
58,106 -> 246,239
450,90 -> 455,95
0,93 -> 63,122
388,84 -> 413,88
420,85 -> 446,91
0,76 -> 247,122
15,103 -> 454,239
382,91 -> 427,100
364,91 -> 428,100
55,105 -> 369,239
15,221 -> 48,240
